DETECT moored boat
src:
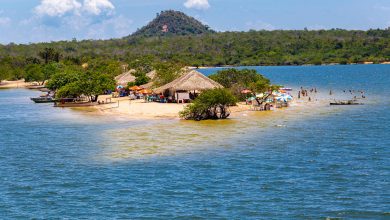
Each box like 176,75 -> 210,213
30,97 -> 55,103
330,100 -> 363,105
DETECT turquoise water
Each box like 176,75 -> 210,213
0,65 -> 389,219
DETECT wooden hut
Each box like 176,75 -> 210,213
114,69 -> 136,86
153,70 -> 223,103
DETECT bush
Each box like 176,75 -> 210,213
180,88 -> 237,121
209,68 -> 271,100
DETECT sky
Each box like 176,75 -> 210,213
1,0 -> 390,44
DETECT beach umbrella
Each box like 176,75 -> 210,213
130,85 -> 142,91
241,89 -> 252,94
116,85 -> 124,89
138,89 -> 153,94
276,94 -> 293,102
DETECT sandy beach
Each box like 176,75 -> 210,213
0,80 -> 29,89
93,95 -> 260,120
94,96 -> 187,119
92,93 -> 329,120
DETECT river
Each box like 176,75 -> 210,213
0,65 -> 388,218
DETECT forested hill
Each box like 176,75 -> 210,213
131,10 -> 214,37
1,28 -> 390,67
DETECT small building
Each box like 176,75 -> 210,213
114,69 -> 136,86
153,70 -> 223,103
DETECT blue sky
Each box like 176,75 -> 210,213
1,0 -> 390,44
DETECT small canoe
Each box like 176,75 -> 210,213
330,103 -> 363,105
330,100 -> 363,105
30,97 -> 55,103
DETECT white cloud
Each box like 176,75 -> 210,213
83,0 -> 115,15
34,0 -> 114,17
35,0 -> 82,17
0,17 -> 11,26
184,0 -> 210,10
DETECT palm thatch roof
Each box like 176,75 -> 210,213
154,70 -> 223,93
146,70 -> 156,79
140,81 -> 154,89
115,69 -> 136,86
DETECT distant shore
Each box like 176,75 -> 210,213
0,80 -> 29,89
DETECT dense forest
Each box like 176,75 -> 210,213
1,10 -> 390,81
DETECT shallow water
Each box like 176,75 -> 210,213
0,65 -> 389,218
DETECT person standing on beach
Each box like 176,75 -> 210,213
298,91 -> 301,99
329,90 -> 332,95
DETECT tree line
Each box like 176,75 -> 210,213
1,28 -> 390,75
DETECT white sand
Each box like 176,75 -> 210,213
0,80 -> 29,88
94,96 -> 187,119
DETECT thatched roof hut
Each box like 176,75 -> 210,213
115,69 -> 136,86
146,70 -> 156,80
140,81 -> 154,89
154,70 -> 223,94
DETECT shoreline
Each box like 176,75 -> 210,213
0,80 -> 29,89
90,94 -> 325,121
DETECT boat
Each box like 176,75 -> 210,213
330,100 -> 363,105
30,97 -> 55,103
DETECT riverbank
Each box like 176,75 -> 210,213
0,80 -> 29,89
91,93 -> 324,120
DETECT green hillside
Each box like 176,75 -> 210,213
132,10 -> 214,37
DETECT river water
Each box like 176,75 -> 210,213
0,65 -> 389,218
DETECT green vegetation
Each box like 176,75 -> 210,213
180,88 -> 237,121
2,28 -> 390,76
153,62 -> 185,87
209,68 -> 272,100
25,62 -> 62,85
46,61 -> 116,101
132,10 -> 214,37
1,11 -> 390,84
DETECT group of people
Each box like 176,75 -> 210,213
343,89 -> 366,99
297,87 -> 367,102
298,87 -> 317,101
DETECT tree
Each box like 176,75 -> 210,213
209,68 -> 271,100
24,64 -> 44,84
46,65 -> 83,91
135,74 -> 150,86
78,71 -> 116,102
180,88 -> 237,121
38,48 -> 61,64
48,69 -> 115,102
0,64 -> 12,82
153,62 -> 185,87
128,56 -> 155,77
43,63 -> 62,80
86,59 -> 122,77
